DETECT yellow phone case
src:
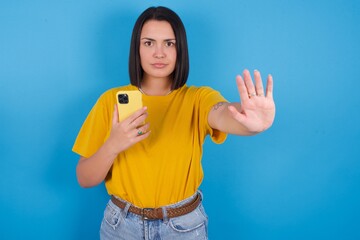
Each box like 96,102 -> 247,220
116,90 -> 143,122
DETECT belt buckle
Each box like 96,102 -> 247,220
141,208 -> 153,220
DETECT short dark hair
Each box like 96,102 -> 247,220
129,6 -> 189,90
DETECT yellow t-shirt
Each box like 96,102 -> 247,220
73,84 -> 227,208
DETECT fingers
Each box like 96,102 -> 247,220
254,70 -> 265,97
236,75 -> 249,103
114,106 -> 149,134
135,130 -> 151,141
134,123 -> 150,137
266,74 -> 274,99
129,110 -> 148,129
112,104 -> 119,125
122,106 -> 148,126
109,105 -> 150,153
237,69 -> 273,99
243,69 -> 256,97
123,107 -> 151,136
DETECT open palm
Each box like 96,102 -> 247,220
228,69 -> 276,133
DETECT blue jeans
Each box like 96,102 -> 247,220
100,191 -> 208,240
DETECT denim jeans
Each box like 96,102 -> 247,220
100,191 -> 208,240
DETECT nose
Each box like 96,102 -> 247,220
153,44 -> 165,59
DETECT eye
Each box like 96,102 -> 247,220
143,41 -> 153,47
164,41 -> 176,47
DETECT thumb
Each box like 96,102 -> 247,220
112,104 -> 119,125
228,105 -> 246,123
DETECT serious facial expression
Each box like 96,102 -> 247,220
139,20 -> 177,82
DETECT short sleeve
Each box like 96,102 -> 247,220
72,91 -> 113,158
197,87 -> 228,144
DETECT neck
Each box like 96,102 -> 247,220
139,87 -> 172,96
140,76 -> 173,96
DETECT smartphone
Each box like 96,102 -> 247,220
116,90 -> 143,122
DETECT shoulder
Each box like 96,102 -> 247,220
175,85 -> 226,108
181,85 -> 223,99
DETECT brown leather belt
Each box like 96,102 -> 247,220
110,193 -> 201,220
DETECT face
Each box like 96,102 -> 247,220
139,20 -> 177,82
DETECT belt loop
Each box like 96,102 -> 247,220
122,202 -> 131,218
162,207 -> 168,223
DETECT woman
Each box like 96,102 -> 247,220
73,6 -> 275,240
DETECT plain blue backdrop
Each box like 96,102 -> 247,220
1,0 -> 359,239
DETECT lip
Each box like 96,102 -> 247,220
151,63 -> 167,68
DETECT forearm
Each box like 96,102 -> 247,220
76,139 -> 119,188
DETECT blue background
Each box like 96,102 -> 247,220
1,0 -> 359,239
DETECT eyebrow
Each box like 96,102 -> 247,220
140,37 -> 176,41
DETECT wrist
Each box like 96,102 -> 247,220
104,137 -> 122,157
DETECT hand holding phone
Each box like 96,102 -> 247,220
107,90 -> 148,154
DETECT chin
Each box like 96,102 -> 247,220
147,72 -> 173,79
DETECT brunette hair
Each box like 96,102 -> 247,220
129,6 -> 189,90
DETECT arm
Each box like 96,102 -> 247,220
76,105 -> 150,187
208,69 -> 275,136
